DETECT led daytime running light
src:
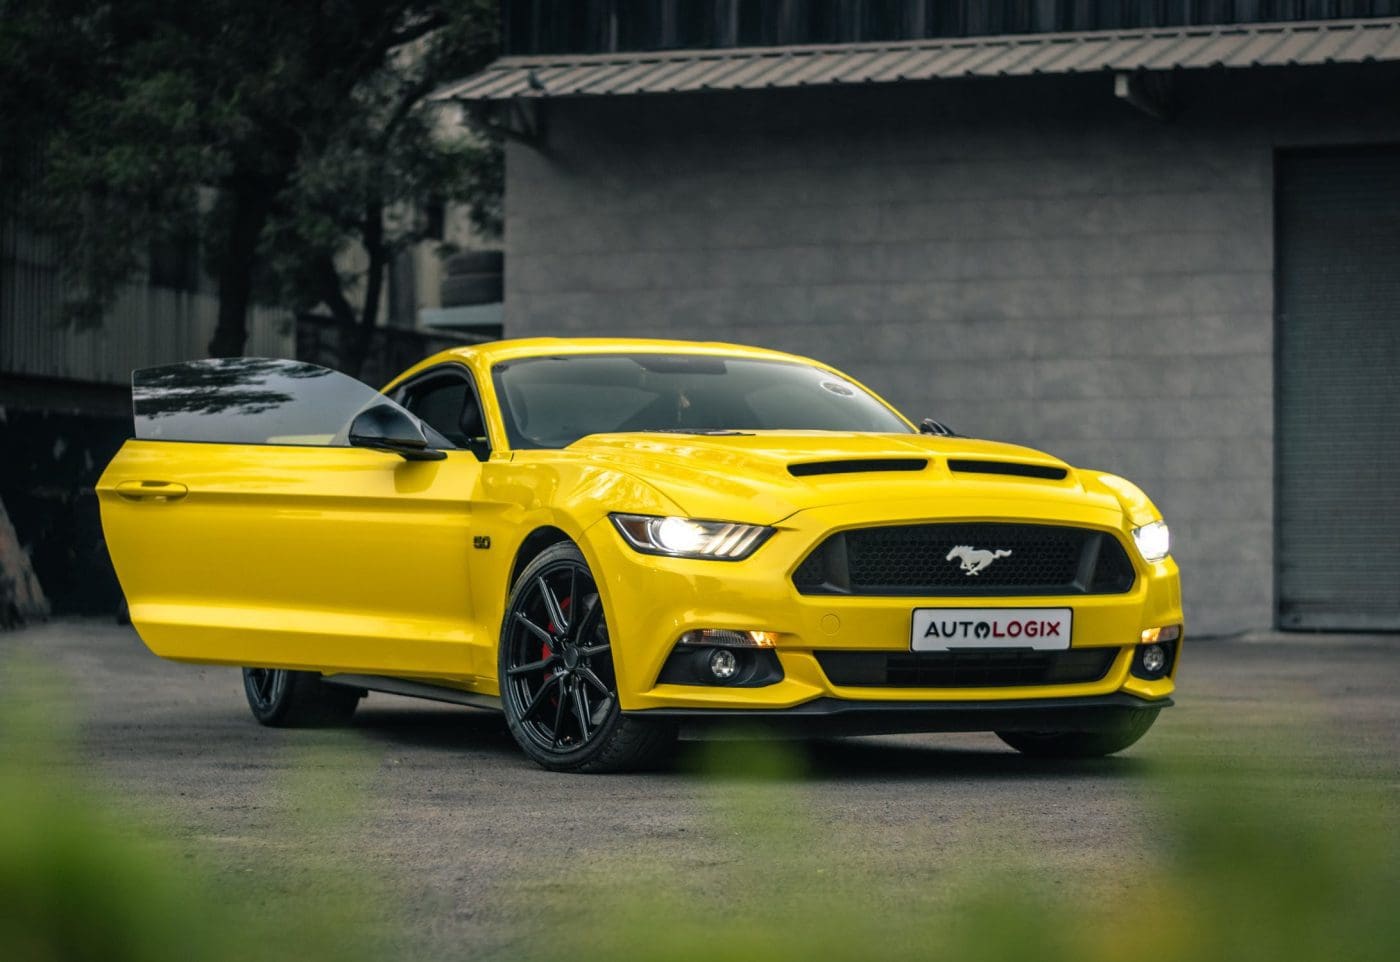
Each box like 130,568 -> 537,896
611,513 -> 774,561
1132,520 -> 1171,563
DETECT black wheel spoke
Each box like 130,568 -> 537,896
538,576 -> 568,635
550,682 -> 568,747
522,674 -> 562,722
247,668 -> 279,707
513,611 -> 553,646
571,684 -> 592,740
507,654 -> 558,678
579,642 -> 610,658
577,683 -> 592,729
564,565 -> 578,641
574,592 -> 600,636
589,694 -> 614,728
577,666 -> 612,697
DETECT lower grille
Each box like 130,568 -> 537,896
815,648 -> 1120,688
793,522 -> 1136,596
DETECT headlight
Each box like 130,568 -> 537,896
610,513 -> 774,560
1132,520 -> 1171,562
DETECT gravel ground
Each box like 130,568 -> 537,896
4,619 -> 1397,958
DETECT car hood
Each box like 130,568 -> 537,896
566,432 -> 1133,525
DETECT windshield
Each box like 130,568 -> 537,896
492,354 -> 913,449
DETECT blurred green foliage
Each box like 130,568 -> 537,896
525,737 -> 1400,962
1,695 -> 1395,962
0,669 -> 381,962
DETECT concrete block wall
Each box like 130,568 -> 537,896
503,65 -> 1400,636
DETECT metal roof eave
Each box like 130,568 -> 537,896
433,17 -> 1400,103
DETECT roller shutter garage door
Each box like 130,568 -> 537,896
1276,148 -> 1400,631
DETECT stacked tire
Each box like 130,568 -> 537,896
441,249 -> 503,307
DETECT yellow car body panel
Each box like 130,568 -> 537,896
98,338 -> 1183,728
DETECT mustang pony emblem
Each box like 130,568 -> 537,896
946,545 -> 1012,576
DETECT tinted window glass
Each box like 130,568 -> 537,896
405,377 -> 471,447
492,354 -> 911,449
133,357 -> 416,446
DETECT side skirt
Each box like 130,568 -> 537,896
322,673 -> 503,712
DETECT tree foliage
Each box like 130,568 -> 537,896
0,0 -> 500,371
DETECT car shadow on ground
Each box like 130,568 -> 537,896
349,704 -> 518,754
673,735 -> 1154,782
343,702 -> 1153,782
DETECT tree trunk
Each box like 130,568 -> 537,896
344,202 -> 386,380
208,186 -> 273,358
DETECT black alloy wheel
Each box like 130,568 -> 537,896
499,542 -> 676,773
241,667 -> 361,727
244,667 -> 285,715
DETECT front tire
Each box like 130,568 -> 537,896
499,542 -> 676,773
996,707 -> 1160,758
241,668 -> 361,727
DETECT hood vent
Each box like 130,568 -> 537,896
789,458 -> 928,478
947,458 -> 1068,481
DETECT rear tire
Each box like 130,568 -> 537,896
241,668 -> 361,727
996,708 -> 1160,758
499,542 -> 676,773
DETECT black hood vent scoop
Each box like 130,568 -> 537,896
789,458 -> 927,477
947,458 -> 1068,481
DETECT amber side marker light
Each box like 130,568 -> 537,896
678,629 -> 778,648
1140,625 -> 1182,644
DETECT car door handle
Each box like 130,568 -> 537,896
115,480 -> 189,502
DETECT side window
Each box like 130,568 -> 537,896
400,369 -> 489,457
133,357 -> 424,447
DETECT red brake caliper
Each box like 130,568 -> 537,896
540,595 -> 572,701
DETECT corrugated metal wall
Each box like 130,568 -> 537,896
505,0 -> 1400,54
1275,148 -> 1400,631
0,218 -> 294,386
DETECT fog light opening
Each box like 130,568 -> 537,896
1131,637 -> 1176,680
1141,644 -> 1166,675
657,644 -> 783,688
707,648 -> 739,682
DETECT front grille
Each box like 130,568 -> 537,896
816,648 -> 1119,688
793,523 -> 1136,596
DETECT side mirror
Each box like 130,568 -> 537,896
349,404 -> 446,461
919,418 -> 958,437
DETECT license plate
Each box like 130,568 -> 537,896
911,607 -> 1072,651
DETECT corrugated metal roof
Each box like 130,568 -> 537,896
435,17 -> 1400,102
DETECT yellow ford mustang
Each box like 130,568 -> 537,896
99,338 -> 1182,772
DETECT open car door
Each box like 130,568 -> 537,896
98,358 -> 487,682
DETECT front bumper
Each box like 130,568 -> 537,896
582,496 -> 1184,713
628,692 -> 1171,737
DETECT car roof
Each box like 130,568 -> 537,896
392,337 -> 831,385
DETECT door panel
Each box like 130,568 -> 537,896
100,357 -> 488,680
100,441 -> 484,679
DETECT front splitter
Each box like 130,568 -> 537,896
627,692 -> 1171,737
